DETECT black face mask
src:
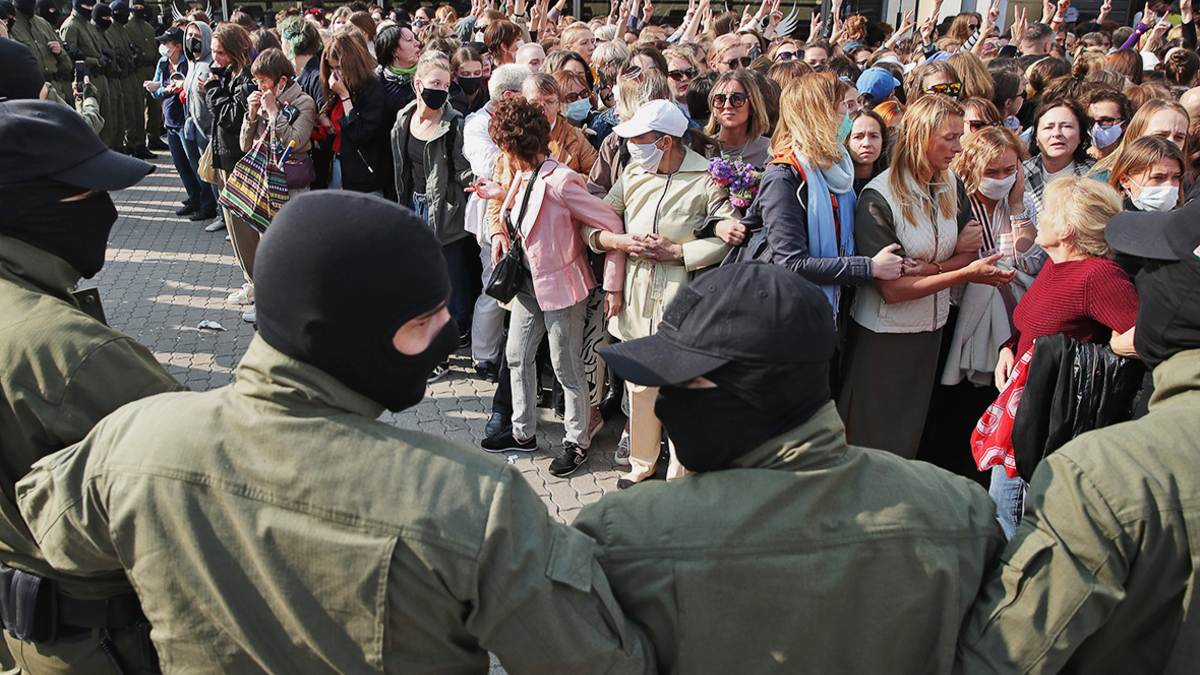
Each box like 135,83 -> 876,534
93,16 -> 109,28
210,64 -> 229,77
14,0 -> 33,17
420,86 -> 448,109
458,76 -> 483,95
71,0 -> 91,14
255,192 -> 454,413
1134,259 -> 1200,369
36,1 -> 54,22
185,37 -> 202,55
654,385 -> 791,472
2,192 -> 117,279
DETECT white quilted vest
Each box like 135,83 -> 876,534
852,170 -> 959,334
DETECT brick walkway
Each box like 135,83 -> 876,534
96,155 -> 631,675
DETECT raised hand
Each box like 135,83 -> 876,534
1055,0 -> 1070,21
808,11 -> 823,41
1011,7 -> 1027,46
1099,0 -> 1112,21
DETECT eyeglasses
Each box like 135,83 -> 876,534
563,89 -> 588,103
668,67 -> 698,81
711,92 -> 749,108
923,82 -> 962,99
776,50 -> 797,60
1093,117 -> 1122,127
725,56 -> 752,69
968,120 -> 999,130
968,23 -> 979,30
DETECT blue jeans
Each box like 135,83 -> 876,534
167,127 -> 201,207
989,465 -> 1027,539
179,127 -> 218,213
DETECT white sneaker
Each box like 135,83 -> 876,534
241,305 -> 256,323
227,283 -> 254,305
205,220 -> 227,232
614,430 -> 631,466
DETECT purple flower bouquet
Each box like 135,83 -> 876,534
707,155 -> 761,210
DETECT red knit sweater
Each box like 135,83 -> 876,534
1007,257 -> 1139,359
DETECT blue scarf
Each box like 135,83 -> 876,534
798,150 -> 858,321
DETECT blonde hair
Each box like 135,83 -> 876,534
952,125 -> 1028,193
1106,135 -> 1185,208
560,22 -> 593,48
415,50 -> 451,80
946,51 -> 994,101
706,69 -> 771,141
1040,177 -> 1123,259
617,68 -> 669,122
708,34 -> 741,65
771,73 -> 843,169
889,95 -> 964,227
592,39 -> 630,68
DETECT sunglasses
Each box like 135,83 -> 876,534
923,82 -> 962,99
776,51 -> 798,60
712,92 -> 749,108
726,56 -> 752,69
968,119 -> 999,130
563,90 -> 588,103
668,67 -> 698,81
968,23 -> 979,30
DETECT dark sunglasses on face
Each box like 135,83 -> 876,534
726,56 -> 752,69
968,119 -> 999,130
712,92 -> 749,108
668,67 -> 698,81
968,23 -> 979,30
776,50 -> 798,60
923,82 -> 962,99
563,90 -> 588,103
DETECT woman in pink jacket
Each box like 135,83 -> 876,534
479,97 -> 631,478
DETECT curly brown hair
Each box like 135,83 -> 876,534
489,97 -> 551,169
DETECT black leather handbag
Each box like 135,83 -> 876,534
485,162 -> 542,302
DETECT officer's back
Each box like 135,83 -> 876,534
17,191 -> 654,675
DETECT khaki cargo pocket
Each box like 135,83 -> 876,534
545,527 -> 595,593
978,527 -> 1058,637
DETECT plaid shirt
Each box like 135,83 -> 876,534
1022,155 -> 1097,216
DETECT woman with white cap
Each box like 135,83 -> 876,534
604,98 -> 737,489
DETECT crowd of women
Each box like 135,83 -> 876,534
146,0 -> 1199,528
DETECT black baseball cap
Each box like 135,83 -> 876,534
599,262 -> 836,387
0,99 -> 154,191
1106,198 -> 1200,263
156,25 -> 184,43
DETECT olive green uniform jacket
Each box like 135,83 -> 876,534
10,12 -> 72,91
956,348 -> 1200,674
573,402 -> 1006,675
16,335 -> 655,675
0,234 -> 182,599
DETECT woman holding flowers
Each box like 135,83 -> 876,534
604,99 -> 737,488
725,73 -> 905,329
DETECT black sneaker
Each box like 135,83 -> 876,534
189,210 -> 217,221
549,442 -> 587,477
427,362 -> 449,384
481,431 -> 537,453
176,203 -> 199,216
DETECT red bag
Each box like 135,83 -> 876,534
971,347 -> 1035,478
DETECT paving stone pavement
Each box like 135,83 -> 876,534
94,155 -> 634,675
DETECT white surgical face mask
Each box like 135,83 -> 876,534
158,43 -> 170,58
1131,184 -> 1179,212
978,173 -> 1017,201
628,138 -> 665,171
1090,120 -> 1123,149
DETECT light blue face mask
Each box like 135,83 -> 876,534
837,113 -> 853,143
564,99 -> 591,123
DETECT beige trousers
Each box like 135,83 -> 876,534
624,382 -> 689,482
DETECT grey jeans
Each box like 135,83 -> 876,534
507,291 -> 589,447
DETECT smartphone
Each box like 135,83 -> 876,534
169,72 -> 184,82
74,60 -> 86,86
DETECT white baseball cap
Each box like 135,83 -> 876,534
1141,50 -> 1161,69
613,99 -> 689,139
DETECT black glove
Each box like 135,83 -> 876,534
98,54 -> 112,68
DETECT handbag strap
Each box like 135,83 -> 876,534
505,160 -> 545,242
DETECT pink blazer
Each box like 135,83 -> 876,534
499,159 -> 626,312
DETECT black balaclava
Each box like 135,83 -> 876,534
14,0 -> 33,17
35,0 -> 57,23
129,1 -> 146,20
254,191 -> 457,412
1134,258 -> 1200,369
0,1 -> 14,28
72,0 -> 92,14
655,360 -> 830,472
110,0 -> 128,23
0,36 -> 46,99
0,180 -> 118,279
91,2 -> 109,28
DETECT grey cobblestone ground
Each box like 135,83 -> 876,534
95,156 -> 628,675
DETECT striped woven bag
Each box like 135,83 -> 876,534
218,122 -> 289,233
